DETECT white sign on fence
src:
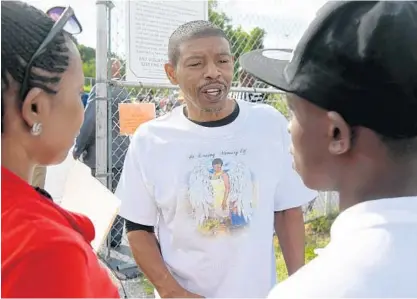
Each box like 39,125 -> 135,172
125,0 -> 208,84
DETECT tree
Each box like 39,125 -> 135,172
78,45 -> 126,79
78,44 -> 96,78
78,44 -> 96,62
208,0 -> 266,80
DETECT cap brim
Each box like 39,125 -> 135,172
239,48 -> 293,92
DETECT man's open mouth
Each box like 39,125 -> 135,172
204,88 -> 222,96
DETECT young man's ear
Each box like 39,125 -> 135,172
327,111 -> 352,155
164,63 -> 178,85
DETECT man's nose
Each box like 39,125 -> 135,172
204,62 -> 221,79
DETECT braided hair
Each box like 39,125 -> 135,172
1,1 -> 70,133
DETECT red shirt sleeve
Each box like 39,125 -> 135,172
3,241 -> 104,298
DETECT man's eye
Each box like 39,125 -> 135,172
189,62 -> 201,67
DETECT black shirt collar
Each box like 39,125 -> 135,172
184,101 -> 240,128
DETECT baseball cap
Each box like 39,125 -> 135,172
240,1 -> 417,139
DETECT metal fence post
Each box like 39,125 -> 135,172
96,0 -> 116,262
95,1 -> 110,188
107,2 -> 114,181
105,0 -> 115,261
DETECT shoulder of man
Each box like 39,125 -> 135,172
130,107 -> 182,144
128,120 -> 166,160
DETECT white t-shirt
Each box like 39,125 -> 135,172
268,196 -> 417,298
116,100 -> 317,298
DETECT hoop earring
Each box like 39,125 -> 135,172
31,123 -> 43,136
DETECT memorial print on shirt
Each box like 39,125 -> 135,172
185,149 -> 258,236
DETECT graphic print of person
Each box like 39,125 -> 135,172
210,158 -> 230,218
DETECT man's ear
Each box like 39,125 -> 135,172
164,63 -> 178,85
327,111 -> 352,155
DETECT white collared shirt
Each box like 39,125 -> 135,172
268,196 -> 417,298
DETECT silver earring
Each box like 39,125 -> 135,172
31,123 -> 43,136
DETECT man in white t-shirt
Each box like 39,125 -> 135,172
240,1 -> 417,298
116,20 -> 316,298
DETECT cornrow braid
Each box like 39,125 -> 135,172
1,1 -> 70,133
168,20 -> 229,67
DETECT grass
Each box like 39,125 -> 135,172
142,278 -> 154,297
274,235 -> 330,282
139,213 -> 337,295
275,212 -> 338,281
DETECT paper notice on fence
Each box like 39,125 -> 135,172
60,161 -> 121,252
119,103 -> 156,135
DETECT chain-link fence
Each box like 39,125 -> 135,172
93,0 -> 337,297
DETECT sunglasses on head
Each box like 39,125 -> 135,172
19,6 -> 83,100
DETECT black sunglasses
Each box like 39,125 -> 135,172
19,6 -> 83,101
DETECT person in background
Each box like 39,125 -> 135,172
81,89 -> 89,108
116,20 -> 316,298
73,58 -> 130,248
241,1 -> 417,298
173,89 -> 186,108
1,1 -> 118,297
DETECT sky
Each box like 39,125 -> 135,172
218,0 -> 326,47
26,0 -> 327,52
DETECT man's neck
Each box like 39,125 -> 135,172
338,158 -> 417,211
185,99 -> 236,122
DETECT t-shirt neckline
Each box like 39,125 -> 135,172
176,99 -> 249,138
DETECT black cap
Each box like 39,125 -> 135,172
240,1 -> 417,139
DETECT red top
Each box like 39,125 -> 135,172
1,167 -> 119,298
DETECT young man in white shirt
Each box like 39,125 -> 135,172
116,20 -> 316,298
240,1 -> 417,298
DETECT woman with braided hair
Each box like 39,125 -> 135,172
1,1 -> 119,297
